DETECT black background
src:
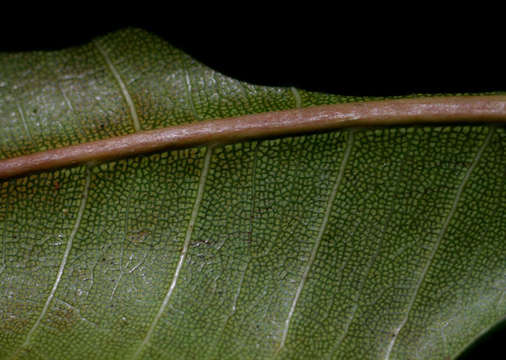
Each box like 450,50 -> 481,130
1,15 -> 505,97
0,12 -> 503,359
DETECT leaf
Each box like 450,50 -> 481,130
0,28 -> 504,360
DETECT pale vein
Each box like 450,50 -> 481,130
326,236 -> 383,359
384,127 -> 495,360
94,41 -> 141,132
183,61 -> 200,120
132,145 -> 213,359
277,131 -> 354,353
291,87 -> 302,108
20,169 -> 91,348
58,84 -> 74,112
16,104 -> 33,143
0,229 -> 5,275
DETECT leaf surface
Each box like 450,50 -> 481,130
0,29 -> 504,360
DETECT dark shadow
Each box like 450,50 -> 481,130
458,319 -> 505,360
1,21 -> 505,97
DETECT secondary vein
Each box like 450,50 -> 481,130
131,145 -> 213,360
182,60 -> 200,121
291,87 -> 302,108
16,104 -> 34,143
276,131 -> 354,354
383,127 -> 495,360
94,41 -> 141,132
18,168 -> 91,351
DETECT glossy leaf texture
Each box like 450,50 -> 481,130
0,29 -> 505,360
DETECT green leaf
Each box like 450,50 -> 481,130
0,28 -> 504,360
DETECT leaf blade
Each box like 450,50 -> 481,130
0,29 -> 505,360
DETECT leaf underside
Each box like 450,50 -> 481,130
0,29 -> 505,360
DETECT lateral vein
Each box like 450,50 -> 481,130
383,127 -> 495,360
277,131 -> 354,354
291,87 -> 302,108
16,104 -> 34,143
132,145 -> 213,360
94,41 -> 141,132
20,168 -> 91,349
182,61 -> 200,120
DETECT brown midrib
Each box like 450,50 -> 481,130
1,95 -> 506,179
